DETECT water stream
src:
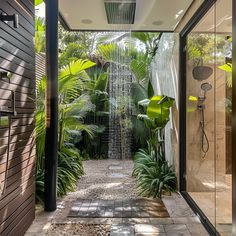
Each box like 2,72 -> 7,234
108,36 -> 133,159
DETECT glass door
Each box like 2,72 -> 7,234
185,0 -> 232,234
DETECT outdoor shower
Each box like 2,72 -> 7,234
197,82 -> 212,158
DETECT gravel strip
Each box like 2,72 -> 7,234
47,223 -> 110,236
54,159 -> 137,216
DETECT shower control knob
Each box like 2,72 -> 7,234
197,104 -> 205,110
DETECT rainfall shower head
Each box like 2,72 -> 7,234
192,66 -> 213,81
104,0 -> 136,24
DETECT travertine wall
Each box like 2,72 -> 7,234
186,63 -> 226,192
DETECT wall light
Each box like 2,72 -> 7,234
0,13 -> 19,28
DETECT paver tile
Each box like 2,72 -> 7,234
135,224 -> 165,233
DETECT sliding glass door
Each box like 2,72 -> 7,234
185,0 -> 232,234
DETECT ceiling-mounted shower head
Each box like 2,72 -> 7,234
104,0 -> 136,24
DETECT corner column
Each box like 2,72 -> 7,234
44,0 -> 58,212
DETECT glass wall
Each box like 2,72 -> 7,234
185,0 -> 232,234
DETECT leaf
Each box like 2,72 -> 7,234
131,82 -> 148,104
147,95 -> 174,119
60,59 -> 96,78
187,107 -> 197,112
138,99 -> 150,107
131,60 -> 147,82
35,0 -> 43,6
218,63 -> 232,72
188,96 -> 198,101
94,73 -> 108,91
148,81 -> 154,98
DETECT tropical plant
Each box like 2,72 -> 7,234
138,95 -> 175,158
35,17 -> 45,53
133,147 -> 176,198
35,59 -> 97,202
133,95 -> 176,198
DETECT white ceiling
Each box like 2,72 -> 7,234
59,0 -> 194,31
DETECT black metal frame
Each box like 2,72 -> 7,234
178,0 -> 230,235
44,0 -> 59,212
232,0 -> 236,234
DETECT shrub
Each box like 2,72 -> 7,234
133,148 -> 176,198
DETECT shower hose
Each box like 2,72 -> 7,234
200,109 -> 209,159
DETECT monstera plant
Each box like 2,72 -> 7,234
133,95 -> 176,198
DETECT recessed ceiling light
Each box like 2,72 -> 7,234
152,20 -> 163,26
81,19 -> 93,24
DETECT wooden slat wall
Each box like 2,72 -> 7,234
36,53 -> 45,81
0,0 -> 35,235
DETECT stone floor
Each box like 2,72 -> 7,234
68,198 -> 169,218
25,160 -> 210,236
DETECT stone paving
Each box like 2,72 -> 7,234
25,160 -> 210,236
68,198 -> 169,218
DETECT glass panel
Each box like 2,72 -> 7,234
185,0 -> 233,234
215,0 -> 232,235
186,4 -> 216,228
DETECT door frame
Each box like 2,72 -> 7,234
178,0 -> 231,235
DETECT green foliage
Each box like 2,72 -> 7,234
96,44 -> 125,63
57,148 -> 84,197
59,43 -> 87,67
35,59 -> 96,202
131,32 -> 162,59
187,34 -> 226,65
131,117 -> 149,147
131,60 -> 148,83
133,148 -> 176,198
35,0 -> 43,6
147,96 -> 175,127
218,63 -> 232,87
133,95 -> 176,198
35,17 -> 45,53
35,169 -> 44,204
131,82 -> 148,105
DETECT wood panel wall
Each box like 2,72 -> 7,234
0,0 -> 35,235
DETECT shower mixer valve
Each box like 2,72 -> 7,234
197,103 -> 205,110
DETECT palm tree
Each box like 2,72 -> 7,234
35,59 -> 97,201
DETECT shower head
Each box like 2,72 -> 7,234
200,82 -> 212,98
201,82 -> 212,92
192,66 -> 213,81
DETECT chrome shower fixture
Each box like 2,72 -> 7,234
192,66 -> 213,81
197,82 -> 212,158
201,82 -> 212,98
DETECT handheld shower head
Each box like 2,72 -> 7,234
201,82 -> 212,95
201,82 -> 212,92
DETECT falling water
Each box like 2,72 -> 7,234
108,32 -> 133,159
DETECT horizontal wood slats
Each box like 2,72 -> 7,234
0,0 -> 36,235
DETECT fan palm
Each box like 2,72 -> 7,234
35,59 -> 96,201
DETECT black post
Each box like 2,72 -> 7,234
232,0 -> 236,234
44,0 -> 58,212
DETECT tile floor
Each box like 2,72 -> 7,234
25,160 -> 210,235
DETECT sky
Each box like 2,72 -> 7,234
35,2 -> 45,18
